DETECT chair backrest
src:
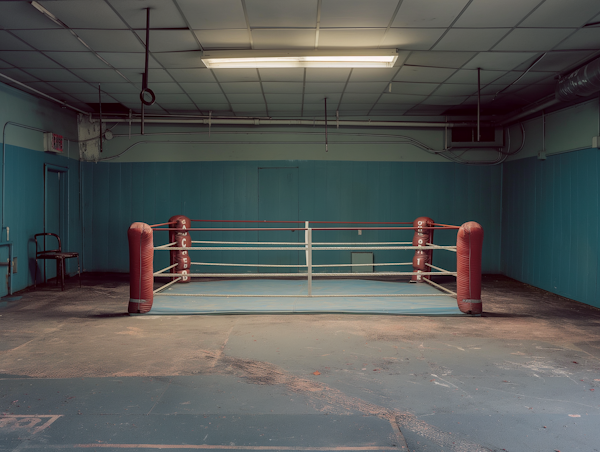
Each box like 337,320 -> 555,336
34,233 -> 62,255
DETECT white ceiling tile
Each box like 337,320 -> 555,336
305,69 -> 351,83
380,28 -> 446,50
0,51 -> 62,68
75,30 -> 144,53
48,82 -> 98,94
341,93 -> 380,103
169,69 -> 216,83
377,93 -> 428,104
518,50 -> 595,72
181,83 -> 226,94
0,2 -> 61,29
247,0 -> 318,27
99,52 -> 161,69
70,69 -> 130,83
150,51 -> 202,69
493,28 -> 576,52
0,31 -> 39,51
261,82 -> 304,93
421,95 -> 468,105
145,83 -> 183,94
97,83 -> 140,94
393,0 -> 471,27
405,51 -> 477,69
22,81 -> 65,94
493,71 -> 556,85
109,0 -> 188,28
154,93 -> 190,103
220,82 -> 263,94
0,60 -> 13,68
160,104 -> 201,112
555,28 -> 600,50
386,82 -> 439,95
345,82 -> 390,93
320,0 -> 399,27
226,93 -> 265,103
520,0 -> 600,27
394,66 -> 457,82
194,104 -> 232,112
134,30 -> 199,52
431,84 -> 477,96
193,30 -> 251,50
370,104 -> 413,113
454,0 -> 543,27
304,82 -> 346,93
69,93 -> 120,103
337,103 -> 371,112
231,104 -> 267,114
268,104 -> 303,114
444,69 -> 506,84
462,52 -> 538,70
304,93 -> 342,103
264,93 -> 303,103
252,29 -> 316,49
433,29 -> 510,51
25,68 -> 82,82
188,93 -> 229,103
38,0 -> 126,29
43,51 -> 110,69
258,68 -> 304,82
120,68 -> 173,83
177,0 -> 247,29
213,69 -> 260,83
349,68 -> 399,82
0,68 -> 40,83
318,29 -> 386,47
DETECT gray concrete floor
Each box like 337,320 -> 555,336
1,274 -> 600,452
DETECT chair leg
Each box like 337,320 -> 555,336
61,259 -> 65,291
56,261 -> 59,286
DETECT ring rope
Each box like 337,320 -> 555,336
423,277 -> 457,296
185,261 -> 413,268
191,240 -> 303,245
153,276 -> 182,294
157,293 -> 452,298
154,263 -> 178,275
157,271 -> 457,278
425,263 -> 452,273
156,245 -> 457,251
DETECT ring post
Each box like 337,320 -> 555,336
128,222 -> 154,314
456,221 -> 484,315
305,221 -> 312,297
169,215 -> 191,283
410,217 -> 434,283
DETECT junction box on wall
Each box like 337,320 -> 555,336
43,132 -> 63,153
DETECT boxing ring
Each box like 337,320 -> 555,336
127,217 -> 484,316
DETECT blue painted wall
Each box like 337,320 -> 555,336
502,150 -> 599,308
82,160 -> 502,276
0,144 -> 82,296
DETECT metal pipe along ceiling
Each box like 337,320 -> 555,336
556,56 -> 600,101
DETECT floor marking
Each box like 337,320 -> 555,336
0,415 -> 63,435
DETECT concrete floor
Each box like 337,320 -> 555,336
1,274 -> 600,452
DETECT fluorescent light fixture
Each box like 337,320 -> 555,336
201,50 -> 399,69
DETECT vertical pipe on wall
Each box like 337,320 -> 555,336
324,98 -> 328,152
477,68 -> 481,142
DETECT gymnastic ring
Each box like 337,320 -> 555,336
140,88 -> 156,106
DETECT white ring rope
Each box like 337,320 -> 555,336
157,271 -> 457,278
154,263 -> 178,275
187,261 -> 414,268
153,276 -> 182,294
157,245 -> 456,251
423,277 -> 457,296
191,240 -> 301,245
158,293 -> 452,298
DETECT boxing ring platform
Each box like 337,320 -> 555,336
128,217 -> 484,317
149,279 -> 463,315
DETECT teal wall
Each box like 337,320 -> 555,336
82,160 -> 502,275
0,82 -> 80,297
502,149 -> 599,308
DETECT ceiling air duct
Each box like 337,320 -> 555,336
556,56 -> 600,101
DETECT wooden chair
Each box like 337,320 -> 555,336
34,233 -> 81,291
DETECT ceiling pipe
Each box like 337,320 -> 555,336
556,55 -> 600,101
98,117 -> 475,128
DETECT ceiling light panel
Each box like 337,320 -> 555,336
203,50 -> 398,69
